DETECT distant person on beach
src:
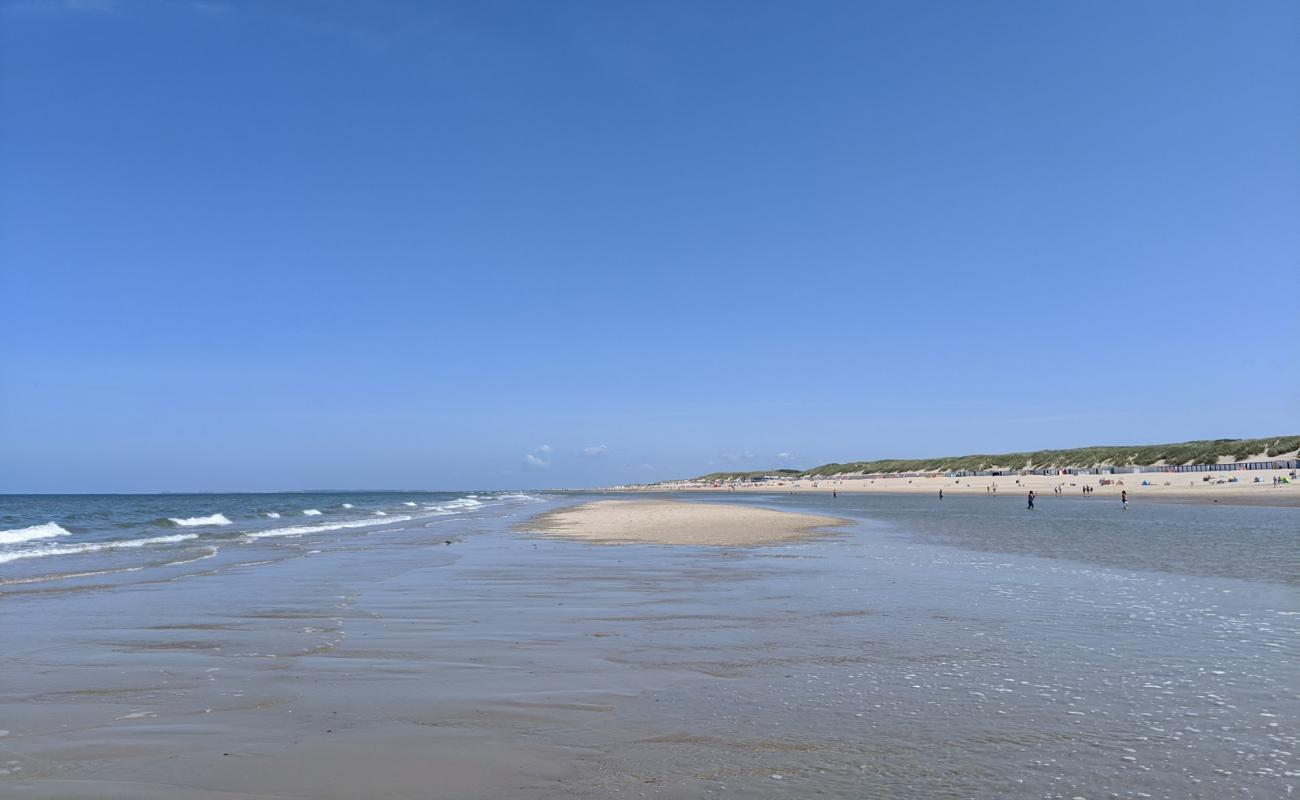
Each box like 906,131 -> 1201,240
832,490 -> 837,498
1122,490 -> 1128,511
1027,490 -> 1035,510
939,489 -> 943,499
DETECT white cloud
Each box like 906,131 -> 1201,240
536,444 -> 553,454
522,453 -> 550,469
582,444 -> 608,457
720,450 -> 755,463
776,451 -> 797,463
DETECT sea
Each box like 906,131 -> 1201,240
1,490 -> 1296,798
0,491 -> 540,587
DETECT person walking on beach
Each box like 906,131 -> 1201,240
1121,489 -> 1128,511
1027,490 -> 1035,510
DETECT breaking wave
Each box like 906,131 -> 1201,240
302,509 -> 322,516
0,534 -> 199,565
168,514 -> 232,527
243,514 -> 413,540
441,498 -> 482,510
0,522 -> 72,545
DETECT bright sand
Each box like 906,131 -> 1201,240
525,499 -> 848,545
639,467 -> 1300,505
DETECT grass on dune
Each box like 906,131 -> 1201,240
691,436 -> 1300,481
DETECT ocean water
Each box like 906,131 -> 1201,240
1,491 -> 1295,798
0,491 -> 539,586
696,491 -> 1300,586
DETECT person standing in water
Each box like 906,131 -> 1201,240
1121,489 -> 1128,511
1027,490 -> 1035,510
939,489 -> 944,500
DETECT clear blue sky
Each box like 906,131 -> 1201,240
2,0 -> 1297,492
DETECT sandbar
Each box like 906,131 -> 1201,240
524,499 -> 847,545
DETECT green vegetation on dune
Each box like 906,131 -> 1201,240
692,437 -> 1300,481
693,468 -> 801,482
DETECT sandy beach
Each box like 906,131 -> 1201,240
634,467 -> 1300,506
7,1 -> 1296,796
524,499 -> 847,545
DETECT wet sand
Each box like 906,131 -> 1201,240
525,499 -> 847,545
2,495 -> 1296,798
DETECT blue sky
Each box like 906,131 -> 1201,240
2,0 -> 1297,492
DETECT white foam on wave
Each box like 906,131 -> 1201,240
169,514 -> 232,527
441,498 -> 483,510
0,534 -> 199,565
264,512 -> 281,519
497,493 -> 537,501
0,522 -> 71,545
302,509 -> 322,516
403,502 -> 418,507
165,545 -> 220,567
418,496 -> 488,515
341,503 -> 354,509
243,514 -> 413,540
373,510 -> 387,516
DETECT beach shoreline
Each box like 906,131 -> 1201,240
3,492 -> 1296,798
599,467 -> 1300,507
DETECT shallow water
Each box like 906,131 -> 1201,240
700,491 -> 1300,585
1,492 -> 1295,798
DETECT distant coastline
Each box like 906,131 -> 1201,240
694,436 -> 1300,481
602,436 -> 1300,507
